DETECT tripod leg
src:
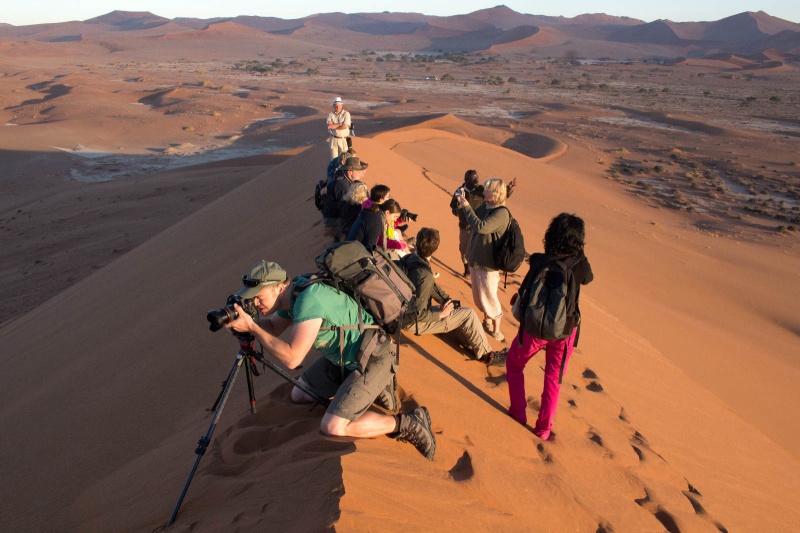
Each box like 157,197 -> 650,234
248,350 -> 330,407
167,354 -> 244,528
245,356 -> 257,414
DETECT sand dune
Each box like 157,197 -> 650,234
1,113 -> 798,531
1,12 -> 799,529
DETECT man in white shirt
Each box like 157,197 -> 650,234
326,96 -> 351,159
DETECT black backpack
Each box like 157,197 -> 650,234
314,179 -> 326,211
512,255 -> 581,383
317,172 -> 353,217
294,241 -> 415,371
492,206 -> 526,287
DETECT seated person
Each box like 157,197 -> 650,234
348,199 -> 408,254
398,227 -> 506,366
326,149 -> 353,183
361,183 -> 391,209
342,180 -> 368,238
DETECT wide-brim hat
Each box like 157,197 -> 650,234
342,156 -> 368,171
235,260 -> 287,299
333,96 -> 343,104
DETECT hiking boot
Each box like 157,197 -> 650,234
396,407 -> 436,460
373,375 -> 399,413
483,348 -> 508,367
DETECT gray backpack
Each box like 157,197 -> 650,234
294,241 -> 415,371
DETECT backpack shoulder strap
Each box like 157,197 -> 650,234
498,205 -> 513,231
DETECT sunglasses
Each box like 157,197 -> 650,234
242,276 -> 264,287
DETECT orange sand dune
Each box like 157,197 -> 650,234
0,118 -> 799,532
487,26 -> 568,53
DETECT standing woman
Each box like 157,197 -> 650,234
455,177 -> 510,342
506,213 -> 594,440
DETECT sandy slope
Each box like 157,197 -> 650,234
1,115 -> 798,532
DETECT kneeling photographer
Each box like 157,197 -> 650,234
399,228 -> 507,367
221,259 -> 436,460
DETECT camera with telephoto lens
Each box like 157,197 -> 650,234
450,299 -> 461,309
400,208 -> 418,222
207,294 -> 259,332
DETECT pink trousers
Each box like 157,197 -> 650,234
506,327 -> 578,440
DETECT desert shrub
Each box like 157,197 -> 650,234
551,79 -> 561,85
769,96 -> 782,102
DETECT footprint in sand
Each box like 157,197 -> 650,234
536,442 -> 554,464
582,367 -> 604,392
634,486 -> 681,533
630,430 -> 667,462
448,451 -> 475,481
682,482 -> 729,533
587,428 -> 615,458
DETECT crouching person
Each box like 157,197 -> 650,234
399,228 -> 507,366
225,259 -> 436,460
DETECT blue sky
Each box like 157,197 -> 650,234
4,1 -> 798,26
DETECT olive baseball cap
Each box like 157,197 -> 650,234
235,260 -> 287,299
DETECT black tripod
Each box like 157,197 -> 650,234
166,333 -> 329,528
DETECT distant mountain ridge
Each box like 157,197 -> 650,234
1,6 -> 798,60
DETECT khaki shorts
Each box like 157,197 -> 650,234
301,343 -> 397,421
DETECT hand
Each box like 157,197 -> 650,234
225,303 -> 256,335
456,195 -> 469,208
507,178 -> 517,190
439,300 -> 455,319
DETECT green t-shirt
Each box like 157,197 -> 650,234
277,279 -> 373,371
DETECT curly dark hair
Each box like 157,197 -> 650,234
543,213 -> 586,256
415,227 -> 440,258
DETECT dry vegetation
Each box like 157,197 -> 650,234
2,45 -> 799,325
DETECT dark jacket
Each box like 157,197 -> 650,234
450,184 -> 485,229
321,170 -> 352,219
326,157 -> 341,181
341,203 -> 362,235
347,208 -> 383,249
399,253 -> 449,326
